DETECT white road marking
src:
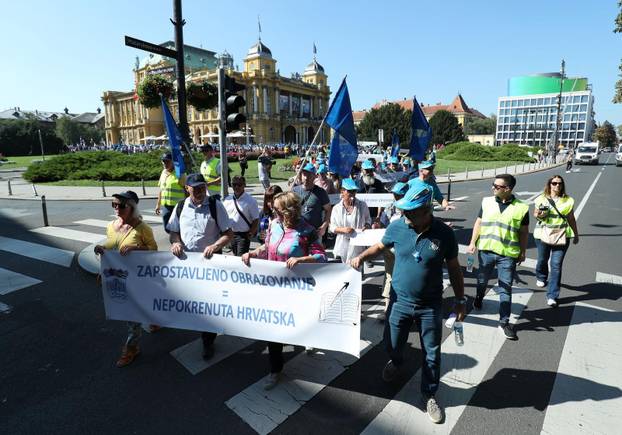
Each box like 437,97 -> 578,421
74,219 -> 110,228
0,301 -> 12,313
0,208 -> 32,218
450,196 -> 469,202
0,236 -> 73,267
541,302 -> 622,434
0,267 -> 42,295
30,226 -> 104,244
595,272 -> 622,286
108,214 -> 161,224
226,304 -> 385,435
170,336 -> 254,376
574,171 -> 602,219
362,287 -> 533,435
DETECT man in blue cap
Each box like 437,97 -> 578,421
351,182 -> 466,424
292,162 -> 332,236
388,156 -> 400,173
408,161 -> 454,211
314,163 -> 336,194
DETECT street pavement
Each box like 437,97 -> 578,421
0,154 -> 620,434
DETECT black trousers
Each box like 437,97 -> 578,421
268,342 -> 284,373
202,332 -> 217,347
231,232 -> 251,256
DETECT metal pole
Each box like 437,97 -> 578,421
38,129 -> 45,161
217,66 -> 228,198
141,178 -> 146,196
41,195 -> 49,226
505,164 -> 508,174
7,179 -> 12,196
481,166 -> 484,178
172,0 -> 189,143
32,184 -> 38,197
494,166 -> 497,177
101,179 -> 107,197
551,59 -> 565,162
465,165 -> 468,179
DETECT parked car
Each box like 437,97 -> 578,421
574,142 -> 600,165
616,145 -> 622,167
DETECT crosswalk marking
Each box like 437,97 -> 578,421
226,304 -> 385,435
0,301 -> 12,313
541,302 -> 622,434
0,267 -> 42,295
30,226 -> 104,244
170,336 -> 254,376
0,208 -> 32,219
362,287 -> 533,435
74,219 -> 110,228
0,235 -> 74,267
107,214 -> 161,224
595,271 -> 622,286
450,196 -> 469,202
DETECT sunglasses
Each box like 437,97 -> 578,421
112,202 -> 127,209
550,181 -> 563,186
492,184 -> 508,190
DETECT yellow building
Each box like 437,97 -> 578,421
102,39 -> 331,146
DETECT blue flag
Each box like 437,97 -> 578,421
409,96 -> 432,161
391,128 -> 400,157
326,78 -> 358,177
161,96 -> 186,178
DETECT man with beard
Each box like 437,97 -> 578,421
357,159 -> 387,221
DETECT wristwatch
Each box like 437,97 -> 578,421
455,296 -> 467,305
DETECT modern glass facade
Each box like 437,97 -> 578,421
496,74 -> 595,148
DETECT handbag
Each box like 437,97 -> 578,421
539,198 -> 568,246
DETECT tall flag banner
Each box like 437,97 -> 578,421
161,96 -> 186,178
326,78 -> 358,177
391,128 -> 400,157
409,96 -> 432,161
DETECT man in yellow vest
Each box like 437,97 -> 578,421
155,152 -> 186,233
466,174 -> 529,340
199,145 -> 222,196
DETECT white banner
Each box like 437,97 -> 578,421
101,252 -> 362,357
329,193 -> 395,207
349,228 -> 386,247
356,153 -> 384,162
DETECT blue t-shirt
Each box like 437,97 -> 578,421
382,217 -> 458,304
292,185 -> 330,229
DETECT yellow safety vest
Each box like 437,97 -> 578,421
477,196 -> 529,258
200,158 -> 220,193
533,194 -> 575,239
159,171 -> 185,206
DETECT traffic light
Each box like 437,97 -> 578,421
224,75 -> 246,133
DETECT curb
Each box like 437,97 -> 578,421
435,162 -> 565,185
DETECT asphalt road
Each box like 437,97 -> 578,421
0,155 -> 620,434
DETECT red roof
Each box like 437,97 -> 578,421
372,95 -> 485,119
352,110 -> 367,122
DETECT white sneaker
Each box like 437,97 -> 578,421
536,280 -> 546,288
305,346 -> 315,355
263,372 -> 281,390
547,298 -> 557,307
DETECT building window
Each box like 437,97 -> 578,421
579,104 -> 587,112
581,95 -> 588,103
573,95 -> 580,104
511,100 -> 517,107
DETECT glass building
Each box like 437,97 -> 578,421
495,73 -> 595,148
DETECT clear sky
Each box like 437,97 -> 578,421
1,0 -> 620,125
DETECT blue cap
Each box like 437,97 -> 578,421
391,182 -> 408,195
389,156 -> 400,164
402,158 -> 411,167
317,164 -> 328,174
161,152 -> 172,161
395,183 -> 432,211
302,163 -> 317,174
419,160 -> 435,170
316,158 -> 327,165
341,178 -> 359,191
185,173 -> 206,187
361,160 -> 375,170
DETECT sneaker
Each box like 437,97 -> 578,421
202,343 -> 215,360
382,360 -> 399,382
547,298 -> 558,307
499,323 -> 518,340
263,372 -> 281,390
536,280 -> 546,288
425,396 -> 444,424
305,346 -> 315,355
473,295 -> 483,310
116,345 -> 140,368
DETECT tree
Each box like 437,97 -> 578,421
593,121 -> 618,148
356,103 -> 411,147
55,117 -> 103,146
428,110 -> 465,145
613,2 -> 622,103
617,124 -> 622,138
463,115 -> 497,135
0,118 -> 63,156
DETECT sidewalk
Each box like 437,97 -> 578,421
0,160 -> 563,201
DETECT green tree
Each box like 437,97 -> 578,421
617,124 -> 622,138
356,103 -> 411,147
55,116 -> 82,146
428,110 -> 465,145
463,115 -> 497,135
594,121 -> 618,148
0,118 -> 63,156
613,2 -> 622,102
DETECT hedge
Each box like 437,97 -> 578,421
437,142 -> 535,162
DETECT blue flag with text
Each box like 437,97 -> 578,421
326,78 -> 358,177
161,97 -> 186,178
409,96 -> 432,161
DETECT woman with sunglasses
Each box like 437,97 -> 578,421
94,191 -> 158,367
533,175 -> 579,307
258,185 -> 283,242
241,191 -> 326,390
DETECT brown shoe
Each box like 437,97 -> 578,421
148,324 -> 161,333
116,345 -> 140,367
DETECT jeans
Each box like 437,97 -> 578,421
535,239 -> 569,300
161,204 -> 176,233
231,232 -> 251,256
476,250 -> 517,324
384,296 -> 443,396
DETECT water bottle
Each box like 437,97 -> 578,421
466,255 -> 475,273
445,313 -> 457,329
454,321 -> 464,346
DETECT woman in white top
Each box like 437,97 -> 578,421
329,177 -> 371,265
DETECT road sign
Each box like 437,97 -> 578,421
124,36 -> 177,59
147,66 -> 176,76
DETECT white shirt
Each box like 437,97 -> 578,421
329,198 -> 371,263
258,156 -> 270,181
223,191 -> 260,232
166,197 -> 232,252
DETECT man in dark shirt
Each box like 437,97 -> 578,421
351,183 -> 465,424
292,163 -> 332,236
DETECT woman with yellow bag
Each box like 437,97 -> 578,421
533,175 -> 579,307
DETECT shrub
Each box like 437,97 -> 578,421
444,143 -> 497,161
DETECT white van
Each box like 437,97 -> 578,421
616,144 -> 622,167
574,142 -> 600,165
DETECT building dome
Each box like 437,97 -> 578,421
247,40 -> 272,58
304,59 -> 324,73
